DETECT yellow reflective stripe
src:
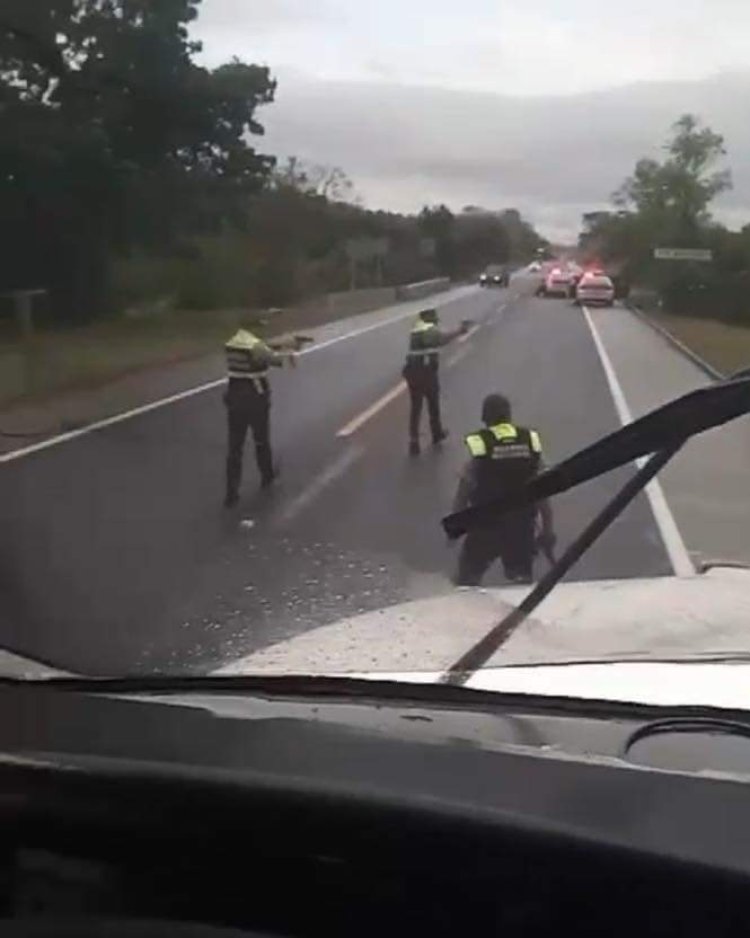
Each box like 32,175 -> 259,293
411,320 -> 435,334
530,430 -> 542,453
489,423 -> 518,441
465,434 -> 487,457
226,329 -> 262,351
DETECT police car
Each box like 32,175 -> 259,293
539,267 -> 573,298
575,271 -> 615,306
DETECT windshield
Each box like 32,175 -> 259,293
2,1 -> 749,696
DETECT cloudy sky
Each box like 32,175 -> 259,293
192,1 -> 750,239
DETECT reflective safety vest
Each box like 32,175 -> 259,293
225,330 -> 271,389
464,423 -> 542,506
405,319 -> 442,371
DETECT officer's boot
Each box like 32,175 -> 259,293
225,457 -> 241,508
256,443 -> 277,488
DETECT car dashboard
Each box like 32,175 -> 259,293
0,679 -> 749,937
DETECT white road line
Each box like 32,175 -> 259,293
582,306 -> 694,577
445,344 -> 474,368
338,322 -> 486,436
0,378 -> 226,465
299,306 -> 426,355
1,289 -> 474,465
336,382 -> 407,438
457,323 -> 482,344
274,445 -> 365,526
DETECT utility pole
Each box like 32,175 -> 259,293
5,289 -> 47,394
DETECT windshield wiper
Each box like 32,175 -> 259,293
440,368 -> 750,686
444,369 -> 750,540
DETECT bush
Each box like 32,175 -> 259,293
659,270 -> 750,325
112,234 -> 264,314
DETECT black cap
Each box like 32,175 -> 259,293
482,393 -> 511,425
420,308 -> 438,323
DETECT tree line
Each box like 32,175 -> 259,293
579,114 -> 750,322
0,1 -> 545,326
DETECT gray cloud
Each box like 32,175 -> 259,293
197,0 -> 341,31
262,71 -> 750,239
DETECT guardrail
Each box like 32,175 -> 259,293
395,278 -> 451,302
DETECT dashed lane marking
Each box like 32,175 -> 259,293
274,444 -> 365,526
336,382 -> 407,438
336,322 -> 484,437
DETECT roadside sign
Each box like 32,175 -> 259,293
654,247 -> 713,262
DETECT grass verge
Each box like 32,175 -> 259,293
0,309 -> 240,408
0,292 -> 393,408
649,313 -> 750,376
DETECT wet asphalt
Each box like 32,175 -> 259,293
0,280 -> 672,675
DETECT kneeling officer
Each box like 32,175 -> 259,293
452,393 -> 556,585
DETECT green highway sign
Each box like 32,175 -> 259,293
654,247 -> 713,262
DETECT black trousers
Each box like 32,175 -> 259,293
406,374 -> 443,443
455,521 -> 535,587
225,382 -> 273,497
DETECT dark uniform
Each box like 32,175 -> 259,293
453,421 -> 544,586
403,312 -> 465,454
224,329 -> 284,505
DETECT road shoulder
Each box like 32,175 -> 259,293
589,305 -> 750,566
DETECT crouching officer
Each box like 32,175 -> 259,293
223,319 -> 297,507
452,393 -> 556,585
404,308 -> 470,456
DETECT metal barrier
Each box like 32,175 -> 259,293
395,278 -> 451,302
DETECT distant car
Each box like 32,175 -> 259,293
539,268 -> 573,298
575,273 -> 615,307
528,261 -> 542,273
480,267 -> 510,288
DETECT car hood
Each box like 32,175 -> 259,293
5,568 -> 750,711
215,567 -> 750,708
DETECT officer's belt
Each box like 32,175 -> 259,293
228,371 -> 269,394
406,352 -> 442,363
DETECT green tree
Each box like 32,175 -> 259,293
582,115 -> 733,294
615,114 -> 731,234
418,205 -> 456,276
0,0 -> 275,321
453,209 -> 511,274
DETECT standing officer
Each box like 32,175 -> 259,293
452,393 -> 556,585
223,319 -> 296,507
403,308 -> 470,456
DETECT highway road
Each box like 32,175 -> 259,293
0,276 -> 685,676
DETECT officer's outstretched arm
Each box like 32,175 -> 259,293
440,322 -> 472,345
257,343 -> 288,368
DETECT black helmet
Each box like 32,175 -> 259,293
481,393 -> 511,425
420,308 -> 438,324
